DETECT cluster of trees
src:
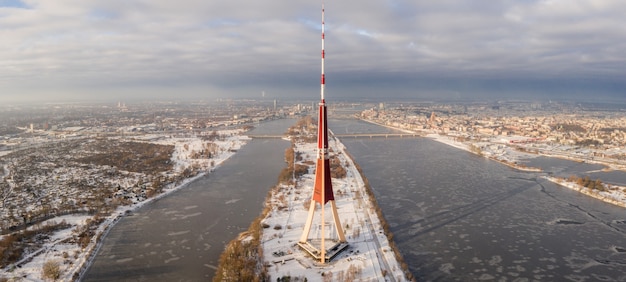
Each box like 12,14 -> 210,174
468,144 -> 483,156
286,116 -> 314,136
213,188 -> 272,281
41,260 -> 61,281
287,116 -> 317,143
72,215 -> 105,249
567,175 -> 606,191
330,155 -> 347,179
278,147 -> 308,184
79,141 -> 174,173
201,130 -> 223,141
575,139 -> 602,147
188,142 -> 219,159
0,221 -> 70,268
212,234 -> 267,281
284,146 -> 302,163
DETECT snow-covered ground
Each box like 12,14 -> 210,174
426,134 -> 543,172
0,130 -> 250,281
260,138 -> 408,281
544,176 -> 626,209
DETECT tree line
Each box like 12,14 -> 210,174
566,175 -> 606,191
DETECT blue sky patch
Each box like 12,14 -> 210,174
0,0 -> 29,8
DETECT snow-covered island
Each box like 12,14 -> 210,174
0,129 -> 249,281
543,176 -> 626,209
261,139 -> 410,281
213,117 -> 412,281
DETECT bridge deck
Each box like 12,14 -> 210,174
247,133 -> 423,139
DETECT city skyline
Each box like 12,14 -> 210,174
1,0 -> 625,103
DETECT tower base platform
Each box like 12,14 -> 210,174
297,240 -> 349,263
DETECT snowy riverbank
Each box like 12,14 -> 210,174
426,133 -> 542,171
360,117 -> 626,210
1,130 -> 250,281
258,137 -> 409,281
543,176 -> 626,209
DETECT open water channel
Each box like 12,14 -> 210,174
84,118 -> 626,281
333,119 -> 626,281
82,119 -> 294,281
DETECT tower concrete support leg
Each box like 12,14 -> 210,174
300,200 -> 317,243
330,200 -> 346,242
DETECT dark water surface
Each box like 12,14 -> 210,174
522,156 -> 626,186
334,120 -> 626,281
84,118 -> 626,281
82,120 -> 294,281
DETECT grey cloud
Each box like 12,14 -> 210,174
1,0 -> 625,103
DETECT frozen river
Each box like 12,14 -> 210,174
84,118 -> 626,281
335,119 -> 626,281
82,119 -> 294,281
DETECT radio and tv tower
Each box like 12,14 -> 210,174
298,1 -> 348,263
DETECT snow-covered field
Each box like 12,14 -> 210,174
260,138 -> 408,281
0,130 -> 249,281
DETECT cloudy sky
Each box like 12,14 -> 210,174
1,0 -> 625,103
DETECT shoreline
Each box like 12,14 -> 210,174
360,118 -> 416,134
361,119 -> 626,210
1,132 -> 250,281
359,118 -> 542,172
76,135 -> 249,280
340,142 -> 414,281
424,133 -> 543,172
75,168 -> 218,280
543,176 -> 626,209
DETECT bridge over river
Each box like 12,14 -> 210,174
247,132 -> 424,139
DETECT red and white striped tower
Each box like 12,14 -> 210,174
299,1 -> 346,264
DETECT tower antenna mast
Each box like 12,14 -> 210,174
321,0 -> 326,101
